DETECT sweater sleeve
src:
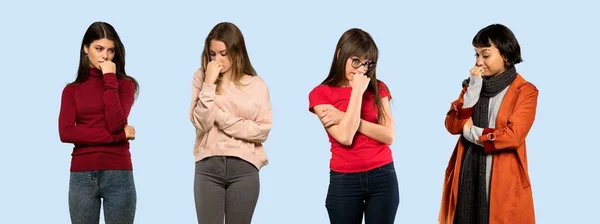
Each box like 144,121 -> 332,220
59,85 -> 126,145
190,69 -> 217,132
214,81 -> 273,143
444,77 -> 482,135
462,76 -> 482,108
102,73 -> 136,133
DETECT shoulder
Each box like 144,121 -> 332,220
310,84 -> 332,95
243,75 -> 270,95
192,69 -> 205,88
62,83 -> 75,94
376,79 -> 391,98
514,74 -> 538,94
246,75 -> 267,87
194,69 -> 205,78
309,84 -> 334,99
309,84 -> 336,105
377,80 -> 389,90
61,83 -> 77,100
118,76 -> 137,91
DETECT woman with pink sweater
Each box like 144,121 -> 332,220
188,22 -> 273,224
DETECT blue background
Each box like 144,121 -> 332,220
1,0 -> 597,223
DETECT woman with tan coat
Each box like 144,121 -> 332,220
439,24 -> 538,224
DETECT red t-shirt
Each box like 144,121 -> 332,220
308,80 -> 393,173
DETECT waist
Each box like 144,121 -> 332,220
70,152 -> 133,172
72,142 -> 130,156
329,144 -> 393,173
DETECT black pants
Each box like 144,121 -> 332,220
194,156 -> 260,224
325,162 -> 399,224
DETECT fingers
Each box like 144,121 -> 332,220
320,108 -> 329,118
321,117 -> 332,127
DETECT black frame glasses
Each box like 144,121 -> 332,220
350,58 -> 376,70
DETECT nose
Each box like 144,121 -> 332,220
475,56 -> 484,67
357,65 -> 368,73
101,50 -> 109,61
215,54 -> 224,62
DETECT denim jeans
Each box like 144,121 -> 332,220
69,170 -> 136,224
194,156 -> 260,224
325,162 -> 400,224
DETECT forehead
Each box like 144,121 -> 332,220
474,42 -> 499,53
209,40 -> 227,51
90,38 -> 115,48
350,56 -> 370,62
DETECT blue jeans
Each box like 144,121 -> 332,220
69,170 -> 136,224
325,162 -> 400,224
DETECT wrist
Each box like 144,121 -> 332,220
351,88 -> 364,94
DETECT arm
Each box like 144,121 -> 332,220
58,85 -> 126,145
463,124 -> 484,146
445,77 -> 482,134
477,84 -> 539,153
214,89 -> 273,143
189,70 -> 217,132
313,89 -> 363,146
357,96 -> 395,145
102,73 -> 135,133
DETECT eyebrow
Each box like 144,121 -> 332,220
94,45 -> 114,49
351,56 -> 371,62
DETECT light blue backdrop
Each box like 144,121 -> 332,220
1,0 -> 597,223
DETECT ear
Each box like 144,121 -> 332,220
84,45 -> 89,55
336,48 -> 340,58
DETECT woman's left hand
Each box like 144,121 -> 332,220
319,105 -> 344,128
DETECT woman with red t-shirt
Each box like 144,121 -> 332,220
308,28 -> 399,224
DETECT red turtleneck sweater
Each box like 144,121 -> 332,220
58,68 -> 136,172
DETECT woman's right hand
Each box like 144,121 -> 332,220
204,61 -> 223,84
462,118 -> 473,133
124,125 -> 135,140
470,66 -> 484,77
350,72 -> 371,93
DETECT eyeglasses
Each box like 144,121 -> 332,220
351,58 -> 376,70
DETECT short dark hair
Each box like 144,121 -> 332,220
472,24 -> 523,66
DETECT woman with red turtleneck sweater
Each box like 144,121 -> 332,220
58,21 -> 139,224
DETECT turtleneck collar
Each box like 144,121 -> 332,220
89,67 -> 103,77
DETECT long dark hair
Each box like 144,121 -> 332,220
71,21 -> 139,97
201,22 -> 257,93
322,28 -> 389,123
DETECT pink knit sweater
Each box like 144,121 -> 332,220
189,69 -> 272,169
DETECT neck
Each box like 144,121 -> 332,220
338,80 -> 350,87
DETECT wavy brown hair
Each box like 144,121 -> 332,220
201,22 -> 257,93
